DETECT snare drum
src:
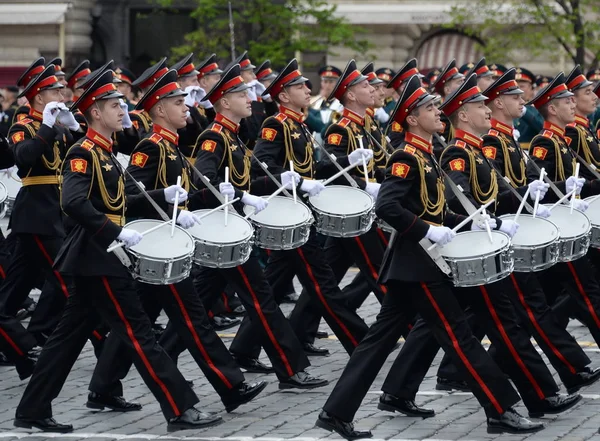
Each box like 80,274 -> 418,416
584,196 -> 600,248
439,230 -> 513,287
0,167 -> 21,216
188,209 -> 253,268
308,185 -> 374,237
543,204 -> 591,262
499,214 -> 559,272
243,196 -> 313,250
125,220 -> 195,285
0,182 -> 8,220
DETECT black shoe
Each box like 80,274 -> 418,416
227,305 -> 246,317
316,330 -> 329,339
436,377 -> 471,392
14,416 -> 73,433
280,293 -> 299,304
303,343 -> 330,356
487,408 -> 544,434
222,381 -> 267,413
279,370 -> 329,389
233,355 -> 274,373
15,300 -> 36,320
315,410 -> 372,440
377,393 -> 435,418
86,392 -> 142,412
167,407 -> 222,432
527,393 -> 582,418
567,366 -> 600,394
211,315 -> 242,331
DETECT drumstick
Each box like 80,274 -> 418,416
532,167 -> 546,219
107,221 -> 171,253
570,163 -> 580,214
224,166 -> 230,227
244,185 -> 288,219
322,162 -> 360,186
484,218 -> 494,244
289,160 -> 297,204
548,188 -> 576,211
357,137 -> 370,182
513,186 -> 531,224
171,175 -> 181,238
427,199 -> 495,251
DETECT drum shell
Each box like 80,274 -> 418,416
584,196 -> 600,249
544,204 -> 591,262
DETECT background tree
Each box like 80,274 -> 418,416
156,0 -> 373,68
448,0 -> 600,68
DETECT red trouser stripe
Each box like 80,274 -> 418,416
479,285 -> 545,399
33,235 -> 69,299
0,327 -> 24,356
376,228 -> 389,246
353,236 -> 387,294
566,262 -> 600,328
236,266 -> 294,377
0,264 -> 6,279
168,284 -> 233,389
420,282 -> 503,414
296,247 -> 358,347
101,277 -> 180,416
221,292 -> 231,312
510,274 -> 576,374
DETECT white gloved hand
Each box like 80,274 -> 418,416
365,182 -> 380,199
348,148 -> 374,166
572,199 -> 590,212
566,176 -> 585,195
117,228 -> 143,248
528,180 -> 550,201
118,99 -> 133,128
254,81 -> 266,96
198,98 -> 213,109
374,107 -> 390,124
42,101 -> 62,128
471,213 -> 497,230
176,210 -> 199,229
499,219 -> 519,237
219,182 -> 235,199
520,106 -> 527,117
425,225 -> 456,246
164,185 -> 188,204
56,103 -> 81,131
246,81 -> 258,101
280,170 -> 301,189
300,179 -> 326,196
241,192 -> 268,213
533,204 -> 551,218
184,86 -> 206,106
513,128 -> 521,142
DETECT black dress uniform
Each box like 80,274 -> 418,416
14,71 -> 214,432
316,76 -> 537,440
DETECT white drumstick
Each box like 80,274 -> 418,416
358,137 -> 370,182
548,188 -> 576,211
289,160 -> 297,204
196,197 -> 240,221
108,220 -> 171,253
513,186 -> 530,224
532,167 -> 546,219
484,218 -> 494,244
427,199 -> 495,251
171,175 -> 181,238
244,185 -> 287,219
322,162 -> 359,186
570,163 -> 580,214
224,166 -> 230,226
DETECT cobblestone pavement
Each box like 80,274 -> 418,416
2,269 -> 600,441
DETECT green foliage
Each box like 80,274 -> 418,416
155,0 -> 373,68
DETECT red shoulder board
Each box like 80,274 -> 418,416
211,124 -> 223,133
275,113 -> 287,123
482,146 -> 497,159
404,145 -> 416,155
542,130 -> 553,138
455,140 -> 467,148
488,129 -> 499,136
338,117 -> 351,128
149,133 -> 162,144
80,139 -> 95,151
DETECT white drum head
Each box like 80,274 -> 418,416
543,204 -> 591,239
126,220 -> 194,258
190,210 -> 253,243
0,182 -> 8,203
0,167 -> 21,199
440,231 -> 510,258
309,185 -> 373,215
499,215 -> 558,246
243,196 -> 312,226
584,196 -> 600,225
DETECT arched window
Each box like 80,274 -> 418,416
417,31 -> 484,70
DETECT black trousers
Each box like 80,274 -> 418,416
16,276 -> 198,421
0,234 -> 40,316
89,277 -> 245,398
323,279 -> 521,422
229,230 -> 369,360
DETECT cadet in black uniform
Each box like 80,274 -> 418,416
130,58 -> 169,138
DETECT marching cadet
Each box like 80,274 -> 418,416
316,75 -> 542,439
513,67 -> 544,148
192,63 -> 329,388
65,60 -> 92,104
195,53 -> 222,120
0,86 -> 20,137
11,57 -> 47,124
424,68 -> 441,93
115,67 -> 137,110
255,59 -> 278,89
308,65 -> 344,143
130,58 -> 169,138
465,57 -> 496,91
14,70 -> 221,433
375,67 -> 396,116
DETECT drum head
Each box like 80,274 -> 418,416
543,204 -> 591,238
309,185 -> 373,215
440,231 -> 509,258
243,196 -> 312,226
0,167 -> 21,199
190,210 -> 253,243
499,214 -> 558,246
0,181 -> 8,203
126,220 -> 194,258
584,196 -> 600,225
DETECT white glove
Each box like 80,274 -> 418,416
348,148 -> 374,167
184,90 -> 197,108
246,82 -> 258,101
528,180 -> 549,201
117,228 -> 143,248
300,179 -> 326,196
42,101 -> 62,128
242,192 -> 268,213
254,81 -> 266,96
219,182 -> 235,199
164,185 -> 188,204
176,210 -> 199,229
533,204 -> 551,218
566,176 -> 585,195
184,86 -> 206,106
471,213 -> 498,230
572,199 -> 589,212
374,107 -> 390,124
520,106 -> 527,117
56,103 -> 80,131
513,128 -> 521,142
119,99 -> 132,128
280,170 -> 301,189
198,98 -> 213,109
425,225 -> 456,246
499,219 -> 519,237
365,182 -> 380,199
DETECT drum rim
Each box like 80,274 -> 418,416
243,195 -> 313,227
498,214 -> 559,248
440,230 -> 511,259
